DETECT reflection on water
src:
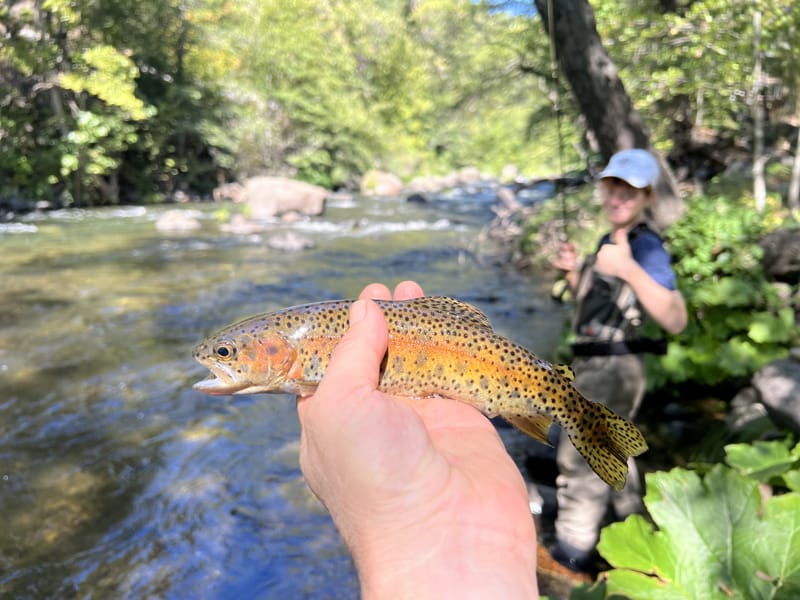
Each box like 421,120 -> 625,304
0,195 -> 564,598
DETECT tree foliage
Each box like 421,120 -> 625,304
1,0 -> 799,205
647,194 -> 798,389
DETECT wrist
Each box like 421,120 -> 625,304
351,507 -> 538,599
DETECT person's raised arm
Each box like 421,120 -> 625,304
595,230 -> 688,335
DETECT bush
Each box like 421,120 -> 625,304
646,195 -> 798,390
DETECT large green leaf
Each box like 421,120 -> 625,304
725,440 -> 800,483
597,465 -> 800,599
751,494 -> 800,599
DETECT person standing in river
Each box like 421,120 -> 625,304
549,148 -> 688,573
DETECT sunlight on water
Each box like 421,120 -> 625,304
0,196 -> 565,598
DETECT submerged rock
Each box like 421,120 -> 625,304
155,209 -> 202,232
220,214 -> 268,235
267,231 -> 315,252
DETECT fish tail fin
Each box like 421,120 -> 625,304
566,392 -> 648,490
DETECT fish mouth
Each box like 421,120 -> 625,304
192,361 -> 251,396
193,372 -> 251,395
193,366 -> 280,396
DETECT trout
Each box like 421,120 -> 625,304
192,296 -> 647,489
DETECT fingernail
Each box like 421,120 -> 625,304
350,299 -> 367,325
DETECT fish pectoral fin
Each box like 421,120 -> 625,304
503,414 -> 554,445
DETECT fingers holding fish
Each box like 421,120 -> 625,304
393,280 -> 425,300
357,280 -> 425,302
358,282 -> 393,301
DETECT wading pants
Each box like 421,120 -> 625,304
555,354 -> 646,554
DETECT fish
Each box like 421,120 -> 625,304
192,296 -> 647,489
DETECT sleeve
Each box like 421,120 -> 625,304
631,232 -> 677,291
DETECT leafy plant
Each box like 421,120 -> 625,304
571,439 -> 800,599
647,195 -> 798,389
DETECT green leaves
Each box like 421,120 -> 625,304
647,196 -> 798,389
59,46 -> 150,120
725,439 -> 800,488
586,454 -> 800,600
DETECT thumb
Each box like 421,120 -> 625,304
315,299 -> 389,400
612,228 -> 629,247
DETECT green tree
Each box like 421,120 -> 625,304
0,0 -> 232,206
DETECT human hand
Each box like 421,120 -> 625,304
551,242 -> 578,273
595,228 -> 636,281
297,281 -> 539,599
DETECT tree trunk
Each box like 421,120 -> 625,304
788,124 -> 800,210
534,0 -> 683,228
751,5 -> 767,212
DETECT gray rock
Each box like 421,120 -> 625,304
212,182 -> 245,203
244,176 -> 327,219
760,228 -> 800,283
360,170 -> 403,196
155,209 -> 202,232
267,231 -> 316,252
753,356 -> 800,434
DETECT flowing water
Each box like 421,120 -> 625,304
0,192 -> 565,598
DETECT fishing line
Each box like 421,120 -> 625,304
547,0 -> 571,304
547,0 -> 568,242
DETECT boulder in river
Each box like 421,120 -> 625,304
212,182 -> 246,203
244,176 -> 327,219
360,170 -> 403,197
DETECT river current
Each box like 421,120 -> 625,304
0,192 -> 565,598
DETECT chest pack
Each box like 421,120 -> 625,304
571,223 -> 668,356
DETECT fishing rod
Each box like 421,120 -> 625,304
547,0 -> 568,243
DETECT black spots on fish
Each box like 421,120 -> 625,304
391,355 -> 405,371
479,375 -> 489,390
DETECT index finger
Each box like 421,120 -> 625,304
359,283 -> 392,301
393,280 -> 424,300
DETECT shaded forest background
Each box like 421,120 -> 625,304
2,0 -> 799,208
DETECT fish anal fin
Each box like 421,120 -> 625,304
504,414 -> 554,445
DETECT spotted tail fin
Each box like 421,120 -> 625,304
565,393 -> 648,490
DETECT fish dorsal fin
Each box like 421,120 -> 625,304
410,296 -> 493,331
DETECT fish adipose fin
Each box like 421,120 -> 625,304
504,414 -> 554,445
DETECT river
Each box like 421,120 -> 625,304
0,192 -> 566,598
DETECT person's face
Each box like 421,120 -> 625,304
600,178 -> 651,229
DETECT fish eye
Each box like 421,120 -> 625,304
214,342 -> 236,360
